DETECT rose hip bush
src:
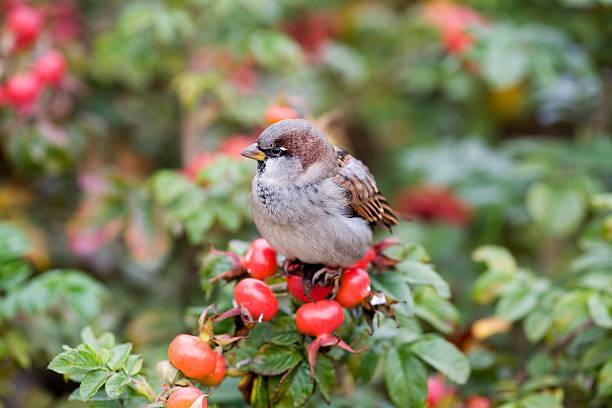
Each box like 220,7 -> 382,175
2,1 -> 612,407
49,236 -> 470,406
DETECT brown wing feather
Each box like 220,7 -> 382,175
333,147 -> 399,229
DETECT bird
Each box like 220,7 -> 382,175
241,119 -> 398,268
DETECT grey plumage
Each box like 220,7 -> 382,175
242,119 -> 397,267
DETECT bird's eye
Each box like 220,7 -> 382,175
270,147 -> 282,156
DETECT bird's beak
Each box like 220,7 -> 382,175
241,143 -> 265,161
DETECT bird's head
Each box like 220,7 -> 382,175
241,119 -> 336,183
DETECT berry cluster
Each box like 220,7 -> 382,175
1,3 -> 68,113
163,237 -> 384,404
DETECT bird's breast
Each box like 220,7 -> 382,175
251,177 -> 347,225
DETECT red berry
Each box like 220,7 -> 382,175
467,396 -> 491,408
6,5 -> 42,49
34,51 -> 67,86
219,135 -> 254,158
242,238 -> 278,280
199,351 -> 226,386
286,275 -> 333,303
168,334 -> 216,380
427,375 -> 453,407
167,386 -> 207,408
265,104 -> 299,125
296,300 -> 344,337
183,153 -> 215,182
353,247 -> 376,269
234,278 -> 278,321
335,268 -> 371,308
5,72 -> 40,107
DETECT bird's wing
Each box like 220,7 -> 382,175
333,147 -> 399,229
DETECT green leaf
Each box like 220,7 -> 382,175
81,327 -> 98,348
411,335 -> 470,384
592,193 -> 612,211
520,393 -> 563,408
251,345 -> 302,376
48,344 -> 100,375
526,182 -> 586,237
249,30 -> 303,70
105,372 -> 130,399
496,289 -> 538,322
552,291 -> 590,338
275,362 -> 313,408
250,375 -> 269,408
5,330 -> 30,368
0,260 -> 31,291
79,369 -> 112,401
125,355 -> 143,375
107,343 -> 132,370
350,350 -> 380,384
588,293 -> 612,329
269,331 -> 301,346
214,204 -> 242,232
0,222 -> 31,262
582,338 -> 612,368
397,259 -> 450,298
472,269 -> 514,304
523,306 -> 553,343
597,359 -> 612,398
98,332 -> 116,350
472,246 -> 517,275
313,355 -> 335,402
414,287 -> 458,334
384,345 -> 427,408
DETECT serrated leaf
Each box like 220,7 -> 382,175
48,344 -> 100,375
269,331 -> 301,346
397,259 -> 450,298
411,335 -> 470,384
107,343 -> 132,370
275,362 -> 313,408
496,288 -> 538,322
105,372 -> 130,399
588,293 -> 612,329
384,345 -> 427,408
79,369 -> 112,401
251,345 -> 302,376
313,355 -> 335,402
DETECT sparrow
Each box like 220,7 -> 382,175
241,119 -> 398,268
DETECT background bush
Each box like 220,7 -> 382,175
1,0 -> 611,407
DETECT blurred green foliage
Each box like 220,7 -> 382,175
1,0 -> 611,406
